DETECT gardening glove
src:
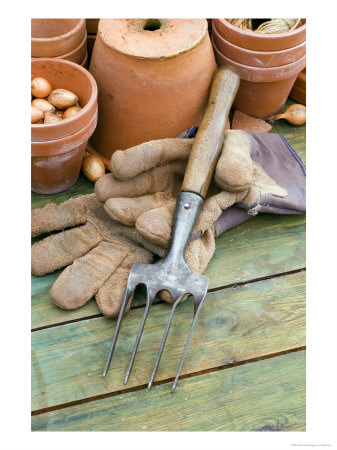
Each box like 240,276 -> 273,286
95,129 -> 305,260
31,193 -> 165,317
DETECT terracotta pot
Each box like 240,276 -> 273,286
88,19 -> 216,165
80,52 -> 89,68
212,22 -> 306,68
213,19 -> 306,51
31,59 -> 98,193
86,19 -> 99,34
55,34 -> 87,64
31,58 -> 97,142
212,38 -> 306,118
289,68 -> 306,104
87,34 -> 96,65
31,19 -> 86,57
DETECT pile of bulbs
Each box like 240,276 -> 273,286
31,77 -> 82,124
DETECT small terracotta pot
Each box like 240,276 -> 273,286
80,52 -> 89,68
289,68 -> 306,104
31,19 -> 86,57
212,22 -> 306,68
88,19 -> 216,165
31,58 -> 97,142
55,34 -> 87,64
213,19 -> 306,51
212,38 -> 306,118
31,58 -> 98,193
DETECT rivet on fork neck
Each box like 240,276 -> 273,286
184,202 -> 190,209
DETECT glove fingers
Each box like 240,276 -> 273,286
110,138 -> 193,180
50,241 -> 131,310
95,163 -> 184,204
135,200 -> 176,248
31,223 -> 102,276
31,195 -> 88,237
194,191 -> 242,234
104,192 -> 169,226
215,130 -> 253,192
96,246 -> 153,317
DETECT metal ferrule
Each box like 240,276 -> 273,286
167,191 -> 204,263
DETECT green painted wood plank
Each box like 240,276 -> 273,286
31,211 -> 305,329
31,349 -> 305,431
31,271 -> 305,411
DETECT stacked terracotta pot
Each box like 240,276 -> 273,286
211,19 -> 306,118
31,59 -> 98,194
31,19 -> 88,67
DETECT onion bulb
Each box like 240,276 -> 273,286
31,77 -> 53,98
270,104 -> 306,125
48,89 -> 79,109
31,98 -> 55,113
82,153 -> 106,182
63,104 -> 82,120
31,106 -> 45,123
44,111 -> 63,124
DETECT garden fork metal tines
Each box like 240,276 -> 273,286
103,66 -> 240,392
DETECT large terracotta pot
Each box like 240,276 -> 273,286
54,33 -> 87,64
213,38 -> 306,118
31,58 -> 98,194
31,19 -> 86,57
213,19 -> 306,51
88,19 -> 216,165
212,22 -> 306,68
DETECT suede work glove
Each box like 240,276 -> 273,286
31,194 -> 157,317
95,130 -> 289,253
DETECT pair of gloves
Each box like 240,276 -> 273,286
31,128 -> 306,317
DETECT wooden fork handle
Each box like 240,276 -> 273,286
181,66 -> 240,198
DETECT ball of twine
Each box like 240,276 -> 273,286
228,18 -> 301,34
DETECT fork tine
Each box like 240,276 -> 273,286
102,283 -> 133,377
124,289 -> 156,385
147,294 -> 184,390
171,299 -> 205,393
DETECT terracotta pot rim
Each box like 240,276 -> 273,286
212,37 -> 306,82
212,22 -> 306,66
80,51 -> 88,67
218,18 -> 306,39
31,19 -> 86,44
54,33 -> 87,61
32,110 -> 97,157
98,19 -> 208,61
31,58 -> 97,140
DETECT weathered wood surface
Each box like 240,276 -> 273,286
32,350 -> 306,431
31,100 -> 306,430
32,271 -> 305,411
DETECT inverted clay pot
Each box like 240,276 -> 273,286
88,19 -> 216,165
212,22 -> 306,68
212,38 -> 306,118
31,58 -> 98,194
31,19 -> 86,57
213,19 -> 306,52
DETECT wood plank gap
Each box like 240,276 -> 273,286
31,345 -> 305,416
31,268 -> 306,332
208,267 -> 306,294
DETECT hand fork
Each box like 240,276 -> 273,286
103,66 -> 240,392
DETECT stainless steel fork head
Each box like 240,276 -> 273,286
102,192 -> 209,392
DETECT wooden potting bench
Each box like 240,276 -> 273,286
31,99 -> 306,431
